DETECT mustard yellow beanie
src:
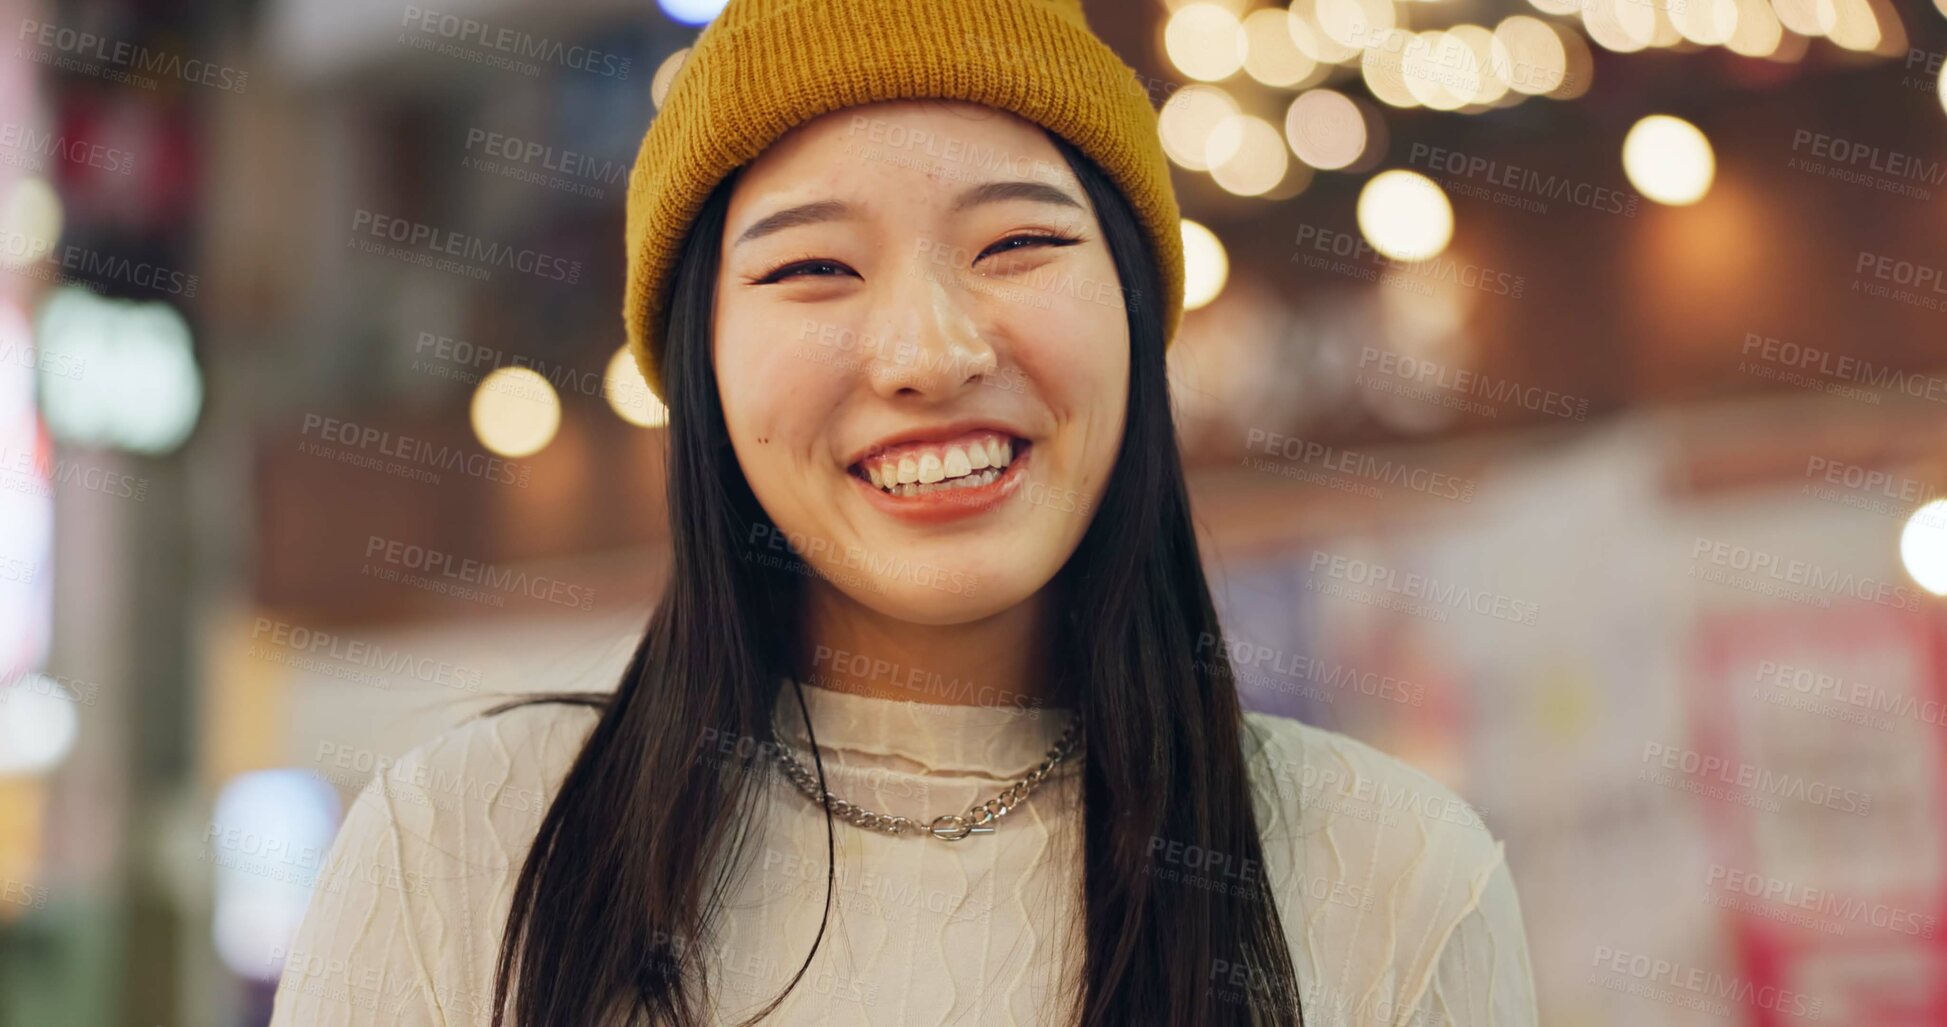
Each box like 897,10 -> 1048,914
622,0 -> 1185,403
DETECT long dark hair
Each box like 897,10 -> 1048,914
488,131 -> 1303,1026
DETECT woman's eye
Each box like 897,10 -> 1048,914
756,259 -> 856,284
976,234 -> 1079,263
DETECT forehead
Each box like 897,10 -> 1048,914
729,99 -> 1081,206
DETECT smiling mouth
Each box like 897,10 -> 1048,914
848,434 -> 1030,497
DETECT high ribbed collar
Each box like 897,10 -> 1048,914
769,675 -> 1077,779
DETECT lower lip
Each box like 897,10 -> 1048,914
848,443 -> 1031,524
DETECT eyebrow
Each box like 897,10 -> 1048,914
950,180 -> 1086,214
732,180 -> 1085,248
734,199 -> 855,247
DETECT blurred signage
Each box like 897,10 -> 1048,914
1692,605 -> 1947,1026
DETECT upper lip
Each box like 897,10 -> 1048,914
844,418 -> 1031,469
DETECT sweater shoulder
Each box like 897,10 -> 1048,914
337,699 -> 602,869
275,701 -> 602,1025
1240,708 -> 1505,917
1240,710 -> 1512,1016
392,697 -> 602,789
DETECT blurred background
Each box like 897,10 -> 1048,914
2,0 -> 1944,1022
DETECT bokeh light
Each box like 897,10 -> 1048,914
651,48 -> 691,109
1181,219 -> 1230,310
1159,85 -> 1242,170
1285,89 -> 1369,170
34,287 -> 203,455
0,177 -> 62,271
1208,114 -> 1290,196
1551,20 -> 1597,98
1673,0 -> 1740,45
1166,3 -> 1249,82
471,367 -> 561,457
1448,25 -> 1508,107
1242,8 -> 1319,87
1403,30 -> 1477,111
1493,16 -> 1569,96
1622,114 -> 1716,206
1583,0 -> 1654,52
1647,5 -> 1685,47
657,0 -> 728,27
1901,500 -> 1947,595
605,346 -> 669,428
1357,169 -> 1454,261
1819,0 -> 1882,51
0,675 -> 78,776
1316,0 -> 1395,50
1362,31 -> 1423,109
1771,0 -> 1825,36
1724,0 -> 1784,55
210,770 -> 342,978
1288,0 -> 1364,62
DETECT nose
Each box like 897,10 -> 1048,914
862,249 -> 999,401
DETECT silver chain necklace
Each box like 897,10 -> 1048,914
766,710 -> 1084,841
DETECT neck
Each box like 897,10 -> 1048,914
793,578 -> 1063,710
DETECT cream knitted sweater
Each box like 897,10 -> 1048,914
269,680 -> 1537,1025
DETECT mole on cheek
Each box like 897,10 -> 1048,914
757,437 -> 770,444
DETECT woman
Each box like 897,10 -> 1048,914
271,1 -> 1538,1024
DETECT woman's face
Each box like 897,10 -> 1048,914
713,99 -> 1130,625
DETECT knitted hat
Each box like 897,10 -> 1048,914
622,0 -> 1185,403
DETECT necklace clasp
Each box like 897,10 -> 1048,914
928,814 -> 996,841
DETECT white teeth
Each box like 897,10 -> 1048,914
917,452 -> 945,484
859,436 -> 1023,494
902,467 -> 1002,496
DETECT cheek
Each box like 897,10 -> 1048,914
1000,276 -> 1129,414
714,307 -> 849,472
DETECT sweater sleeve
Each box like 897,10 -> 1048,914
1242,711 -> 1540,1027
1394,849 -> 1539,1026
268,773 -> 446,1026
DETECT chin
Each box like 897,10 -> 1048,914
840,579 -> 1030,626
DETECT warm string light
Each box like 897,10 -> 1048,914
471,366 -> 561,457
1144,0 -> 1923,569
651,48 -> 690,109
1901,501 -> 1947,595
1622,114 -> 1716,205
1243,8 -> 1322,86
1181,220 -> 1230,309
1356,169 -> 1453,260
1166,3 -> 1250,81
1285,88 -> 1368,170
605,346 -> 669,428
1145,0 -> 1912,302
